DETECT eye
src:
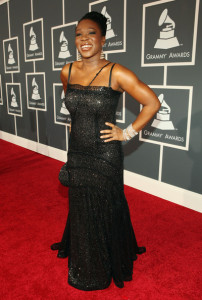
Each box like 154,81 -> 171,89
89,31 -> 96,35
75,32 -> 81,37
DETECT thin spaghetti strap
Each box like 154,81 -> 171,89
88,62 -> 111,86
108,63 -> 116,87
67,63 -> 73,85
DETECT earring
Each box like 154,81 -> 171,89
77,51 -> 82,61
100,49 -> 105,59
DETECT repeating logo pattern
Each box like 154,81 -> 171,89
6,83 -> 22,116
53,84 -> 71,126
51,22 -> 78,71
23,19 -> 44,61
142,0 -> 200,66
89,0 -> 126,53
0,0 -> 199,185
26,73 -> 46,111
3,37 -> 20,73
139,86 -> 193,150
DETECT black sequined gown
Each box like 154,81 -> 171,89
55,62 -> 145,291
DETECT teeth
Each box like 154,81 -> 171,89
81,45 -> 92,49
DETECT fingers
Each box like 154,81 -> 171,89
100,122 -> 115,132
100,122 -> 120,142
100,129 -> 112,134
100,133 -> 113,139
103,137 -> 115,142
100,123 -> 114,140
105,122 -> 115,128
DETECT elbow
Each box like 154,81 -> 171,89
154,99 -> 161,113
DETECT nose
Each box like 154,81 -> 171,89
81,33 -> 89,41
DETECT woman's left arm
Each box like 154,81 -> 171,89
100,64 -> 161,142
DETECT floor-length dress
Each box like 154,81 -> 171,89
53,62 -> 145,291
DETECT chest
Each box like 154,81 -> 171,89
65,86 -> 120,116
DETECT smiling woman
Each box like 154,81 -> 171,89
51,11 -> 160,291
75,15 -> 106,66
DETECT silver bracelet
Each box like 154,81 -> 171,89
122,123 -> 138,141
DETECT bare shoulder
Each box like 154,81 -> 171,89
110,63 -> 140,92
61,63 -> 71,77
112,63 -> 139,81
60,62 -> 74,84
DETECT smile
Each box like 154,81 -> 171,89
81,44 -> 93,50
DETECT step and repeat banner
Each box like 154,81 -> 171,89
0,0 -> 201,195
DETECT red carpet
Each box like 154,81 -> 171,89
0,139 -> 201,300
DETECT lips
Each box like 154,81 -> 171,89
80,44 -> 93,51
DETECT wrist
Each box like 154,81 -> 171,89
122,123 -> 138,141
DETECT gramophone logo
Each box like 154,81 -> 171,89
3,37 -> 20,73
29,27 -> 39,51
154,9 -> 180,49
53,84 -> 71,125
101,6 -> 116,40
31,77 -> 41,100
51,22 -> 77,71
151,94 -> 175,130
10,88 -> 18,108
58,31 -> 71,59
140,86 -> 193,150
23,18 -> 44,61
6,83 -> 22,116
60,90 -> 70,115
89,0 -> 126,53
142,0 -> 200,66
26,73 -> 46,111
8,44 -> 15,65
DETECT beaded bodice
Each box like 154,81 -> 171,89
64,63 -> 122,152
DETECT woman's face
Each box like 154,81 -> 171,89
75,19 -> 105,60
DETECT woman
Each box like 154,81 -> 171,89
51,11 -> 160,291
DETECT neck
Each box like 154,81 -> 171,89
81,53 -> 106,70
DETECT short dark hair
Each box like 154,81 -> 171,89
78,11 -> 107,37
